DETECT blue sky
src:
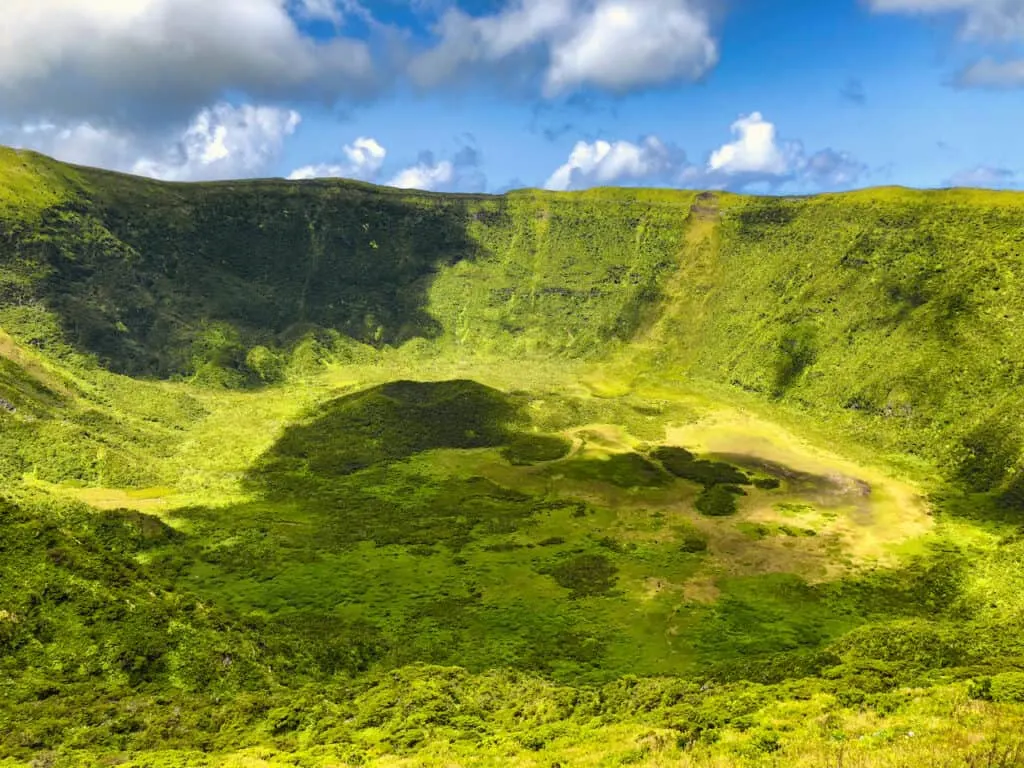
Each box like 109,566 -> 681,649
2,0 -> 1023,193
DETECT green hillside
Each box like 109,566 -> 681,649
2,146 -> 1024,767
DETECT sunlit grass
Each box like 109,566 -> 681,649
4,151 -> 1024,765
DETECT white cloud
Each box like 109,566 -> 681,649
0,0 -> 377,123
956,57 -> 1024,86
544,136 -> 679,190
708,112 -> 794,176
290,140 -> 484,191
292,0 -> 343,23
387,158 -> 455,191
3,121 -> 141,171
701,113 -> 865,190
132,104 -> 301,181
288,136 -> 387,180
544,0 -> 717,96
411,0 -> 718,96
412,0 -> 571,86
869,0 -> 1024,38
947,165 -> 1017,186
6,102 -> 301,182
544,112 -> 866,193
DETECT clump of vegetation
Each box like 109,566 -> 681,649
676,525 -> 709,553
970,672 -> 1024,703
738,522 -> 817,539
541,553 -> 619,598
502,433 -> 572,465
250,379 -> 519,482
651,446 -> 749,487
773,324 -> 818,396
696,485 -> 740,517
560,452 -> 668,488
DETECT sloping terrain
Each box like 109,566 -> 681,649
2,147 -> 1024,767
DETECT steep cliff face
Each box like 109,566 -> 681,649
4,147 -> 1024,482
0,148 -> 697,377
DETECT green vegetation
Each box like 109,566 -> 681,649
2,148 -> 1024,766
652,446 -> 751,486
501,433 -> 573,465
695,484 -> 740,517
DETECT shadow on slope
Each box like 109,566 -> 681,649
240,380 -> 539,549
1,154 -> 490,376
248,379 -> 522,482
147,380 -> 990,688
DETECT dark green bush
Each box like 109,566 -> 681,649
997,473 -> 1024,512
990,672 -> 1024,703
696,486 -> 739,517
542,553 -> 619,598
773,324 -> 818,396
501,434 -> 572,465
562,452 -> 668,488
676,525 -> 709,553
953,418 -> 1021,493
652,447 -> 748,487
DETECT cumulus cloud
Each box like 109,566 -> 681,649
701,113 -> 866,190
384,143 -> 487,191
0,0 -> 379,125
544,137 -> 681,190
947,165 -> 1017,186
292,0 -> 347,23
544,0 -> 718,96
285,140 -> 477,191
132,104 -> 301,181
288,137 -> 387,180
5,103 -> 301,182
288,136 -> 485,191
3,121 -> 142,171
708,112 -> 796,176
388,157 -> 456,190
410,0 -> 719,96
544,112 -> 866,193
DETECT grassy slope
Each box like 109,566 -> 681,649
3,150 -> 1024,766
6,147 -> 1024,482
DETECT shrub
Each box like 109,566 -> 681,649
990,672 -> 1024,703
696,486 -> 739,517
502,434 -> 572,465
997,473 -> 1024,512
773,323 -> 817,396
543,553 -> 619,598
562,453 -> 668,488
953,417 -> 1021,493
652,447 -> 748,487
245,345 -> 285,384
676,526 -> 709,553
538,537 -> 566,547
